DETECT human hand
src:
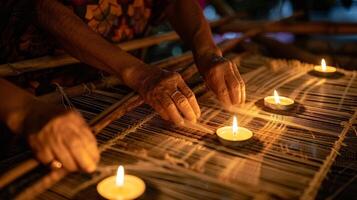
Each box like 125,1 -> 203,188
24,101 -> 99,172
136,68 -> 200,125
197,54 -> 246,108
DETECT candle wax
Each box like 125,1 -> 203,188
216,126 -> 253,142
97,175 -> 145,200
264,96 -> 294,110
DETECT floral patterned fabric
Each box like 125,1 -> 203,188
63,0 -> 173,43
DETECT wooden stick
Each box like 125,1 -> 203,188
253,35 -> 320,64
303,40 -> 357,56
209,0 -> 235,16
0,17 -> 235,77
218,20 -> 357,35
253,35 -> 357,69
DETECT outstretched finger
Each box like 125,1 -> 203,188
213,74 -> 232,107
233,63 -> 246,104
225,71 -> 240,105
71,124 -> 100,164
170,90 -> 196,122
49,135 -> 77,172
64,132 -> 96,172
177,80 -> 201,118
159,94 -> 184,125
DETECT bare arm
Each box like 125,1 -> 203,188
166,0 -> 246,107
35,0 -> 149,91
0,78 -> 35,134
165,0 -> 221,61
35,0 -> 200,124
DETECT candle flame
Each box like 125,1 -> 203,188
232,116 -> 238,136
116,165 -> 124,187
321,58 -> 326,72
274,90 -> 281,104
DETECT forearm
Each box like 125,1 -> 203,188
35,0 -> 149,90
166,0 -> 221,61
0,79 -> 37,134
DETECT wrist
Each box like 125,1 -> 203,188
22,99 -> 69,136
193,47 -> 222,71
120,63 -> 161,92
5,98 -> 38,135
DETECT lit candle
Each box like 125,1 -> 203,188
264,90 -> 294,111
216,116 -> 253,145
97,165 -> 145,200
313,58 -> 336,76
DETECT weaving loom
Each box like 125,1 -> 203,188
1,53 -> 356,200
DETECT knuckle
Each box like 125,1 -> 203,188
218,87 -> 228,95
239,79 -> 245,88
176,97 -> 187,106
171,72 -> 181,79
167,102 -> 176,109
230,80 -> 239,89
163,101 -> 174,109
185,90 -> 194,98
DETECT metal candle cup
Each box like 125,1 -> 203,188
97,165 -> 145,200
264,90 -> 294,111
313,58 -> 336,77
216,116 -> 253,146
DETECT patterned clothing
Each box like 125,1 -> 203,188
63,0 -> 172,43
0,0 -> 173,63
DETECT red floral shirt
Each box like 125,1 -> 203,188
63,0 -> 172,43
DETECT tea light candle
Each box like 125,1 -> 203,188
264,90 -> 294,111
216,116 -> 253,143
97,165 -> 145,200
313,58 -> 336,76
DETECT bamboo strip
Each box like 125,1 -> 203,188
218,20 -> 357,35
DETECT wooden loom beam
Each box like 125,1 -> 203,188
218,20 -> 357,35
252,35 -> 357,69
253,35 -> 320,64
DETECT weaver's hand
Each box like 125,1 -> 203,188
197,54 -> 246,108
24,101 -> 99,172
136,68 -> 200,125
